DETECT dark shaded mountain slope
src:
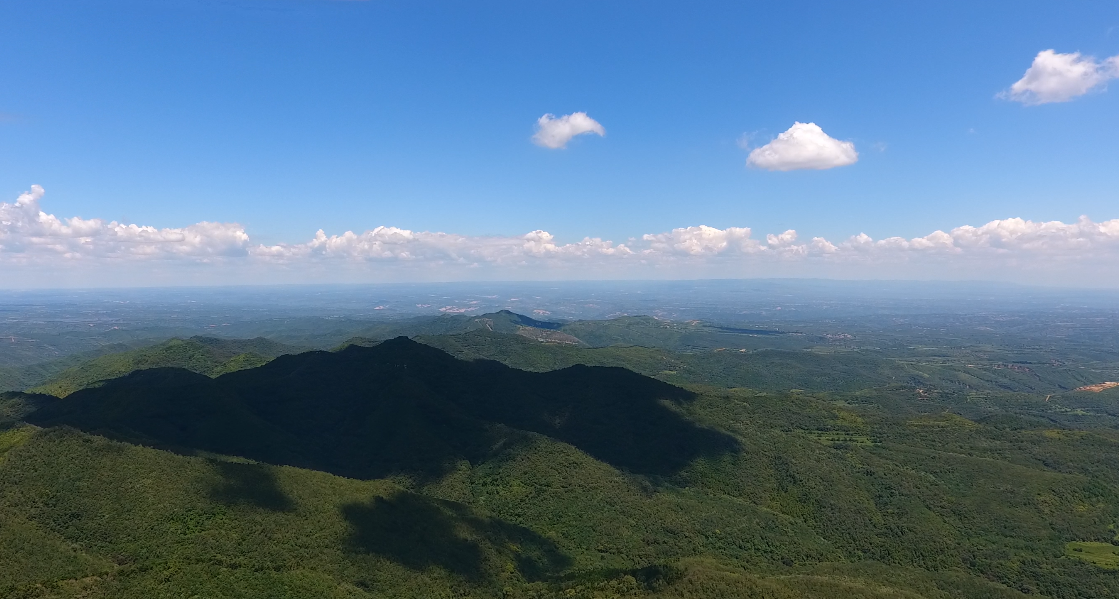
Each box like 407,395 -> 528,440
29,337 -> 737,480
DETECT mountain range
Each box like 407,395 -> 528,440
2,312 -> 1119,598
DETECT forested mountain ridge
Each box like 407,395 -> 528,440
0,343 -> 139,394
28,336 -> 302,398
27,337 -> 736,479
3,316 -> 1119,597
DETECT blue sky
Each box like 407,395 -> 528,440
1,0 -> 1118,286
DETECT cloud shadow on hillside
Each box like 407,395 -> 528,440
341,491 -> 570,583
206,460 -> 295,512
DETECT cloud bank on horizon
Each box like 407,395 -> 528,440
1001,49 -> 1119,104
4,186 -> 1118,287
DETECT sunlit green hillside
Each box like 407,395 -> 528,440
29,336 -> 301,398
0,425 -> 1045,599
0,344 -> 141,394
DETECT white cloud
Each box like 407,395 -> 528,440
4,186 -> 1119,286
532,112 -> 605,149
642,225 -> 761,256
835,217 -> 1119,264
1001,50 -> 1119,104
0,185 -> 249,262
809,237 -> 838,254
766,229 -> 798,247
746,122 -> 858,171
253,226 -> 630,265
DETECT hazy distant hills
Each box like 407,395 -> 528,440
469,309 -> 564,332
3,310 -> 800,397
416,328 -> 1103,397
341,310 -> 805,352
340,309 -> 580,348
6,309 -> 1109,401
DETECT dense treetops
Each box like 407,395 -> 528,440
28,336 -> 300,397
3,314 -> 1119,598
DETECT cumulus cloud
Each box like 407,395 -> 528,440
0,185 -> 249,263
532,112 -> 605,149
4,186 -> 1119,286
766,230 -> 798,247
1001,50 -> 1119,104
835,217 -> 1119,263
253,226 -> 630,265
642,225 -> 761,255
746,122 -> 858,171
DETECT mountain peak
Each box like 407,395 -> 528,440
473,311 -> 562,331
31,340 -> 735,481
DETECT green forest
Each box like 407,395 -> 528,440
2,313 -> 1118,598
